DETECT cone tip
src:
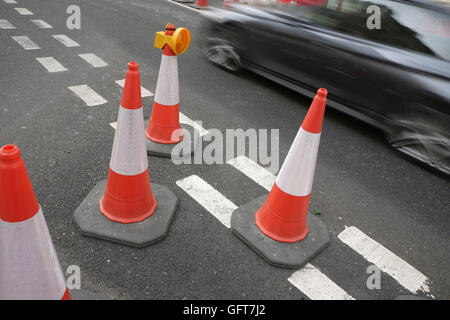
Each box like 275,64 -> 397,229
128,61 -> 139,71
317,88 -> 327,98
0,144 -> 20,160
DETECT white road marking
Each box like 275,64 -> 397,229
0,19 -> 15,29
167,0 -> 201,13
68,85 -> 107,106
79,53 -> 108,68
52,34 -> 80,47
11,36 -> 40,50
288,264 -> 355,300
176,175 -> 237,228
227,156 -> 275,191
30,19 -> 53,29
4,0 -> 17,3
35,57 -> 67,72
227,156 -> 354,300
115,79 -> 153,97
14,7 -> 33,15
110,122 -> 117,129
179,113 -> 209,137
338,226 -> 431,295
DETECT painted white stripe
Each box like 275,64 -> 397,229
179,113 -> 209,137
338,226 -> 431,294
276,128 -> 321,196
52,34 -> 80,47
168,0 -> 201,13
0,208 -> 67,300
11,36 -> 40,50
288,264 -> 355,300
115,79 -> 153,97
154,54 -> 179,106
227,156 -> 275,191
110,122 -> 117,129
227,156 -> 353,300
30,19 -> 53,29
79,53 -> 108,68
4,0 -> 18,4
68,85 -> 107,106
110,107 -> 148,176
176,175 -> 237,228
36,57 -> 67,72
14,7 -> 33,15
0,19 -> 15,29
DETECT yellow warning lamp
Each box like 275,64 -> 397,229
154,23 -> 191,55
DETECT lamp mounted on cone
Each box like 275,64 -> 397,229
231,88 -> 330,269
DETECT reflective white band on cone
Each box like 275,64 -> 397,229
0,207 -> 67,300
276,128 -> 321,197
110,106 -> 148,176
154,54 -> 179,106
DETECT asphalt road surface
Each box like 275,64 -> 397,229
0,0 -> 449,300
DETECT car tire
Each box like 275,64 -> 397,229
204,26 -> 243,72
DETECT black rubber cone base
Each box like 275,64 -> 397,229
231,195 -> 330,269
145,124 -> 200,159
73,179 -> 178,247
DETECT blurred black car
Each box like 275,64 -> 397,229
202,0 -> 450,174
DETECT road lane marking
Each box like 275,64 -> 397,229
338,226 -> 431,295
0,19 -> 15,29
177,175 -> 237,228
79,53 -> 108,68
227,156 -> 275,191
36,57 -> 67,72
68,85 -> 107,106
114,79 -> 153,97
179,113 -> 209,137
52,34 -> 80,47
11,36 -> 40,50
30,19 -> 53,29
14,7 -> 33,15
4,0 -> 17,3
167,0 -> 200,13
288,264 -> 355,300
227,156 -> 355,300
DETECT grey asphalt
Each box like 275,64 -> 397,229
0,0 -> 448,300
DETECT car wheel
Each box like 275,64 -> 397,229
204,28 -> 242,72
384,114 -> 450,175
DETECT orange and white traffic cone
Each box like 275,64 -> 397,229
145,23 -> 199,159
73,62 -> 178,247
231,88 -> 330,269
0,144 -> 71,300
195,0 -> 208,8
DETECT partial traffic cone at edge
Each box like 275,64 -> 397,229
100,61 -> 157,224
0,144 -> 71,300
255,88 -> 327,243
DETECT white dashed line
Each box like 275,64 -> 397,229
176,175 -> 237,228
227,155 -> 355,300
30,19 -> 53,29
0,19 -> 15,29
68,85 -> 107,106
288,264 -> 355,300
36,57 -> 67,73
338,226 -> 432,295
11,36 -> 40,50
52,34 -> 80,47
14,7 -> 33,15
227,156 -> 275,191
4,0 -> 17,3
79,53 -> 108,68
114,79 -> 153,97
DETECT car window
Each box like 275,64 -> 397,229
281,0 -> 450,61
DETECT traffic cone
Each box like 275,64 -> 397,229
231,88 -> 330,269
0,144 -> 71,300
145,23 -> 200,159
73,62 -> 178,247
195,0 -> 208,8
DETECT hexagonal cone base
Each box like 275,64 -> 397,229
146,124 -> 200,159
231,195 -> 330,269
73,179 -> 178,247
